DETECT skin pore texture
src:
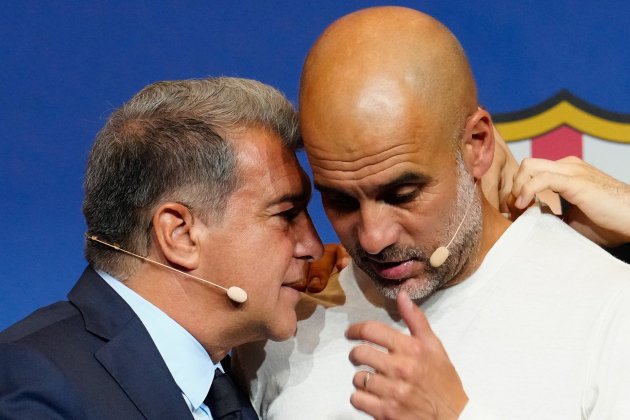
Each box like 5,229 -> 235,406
300,6 -> 511,302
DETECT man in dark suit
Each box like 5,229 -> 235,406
0,77 -> 323,419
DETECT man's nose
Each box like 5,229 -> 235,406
356,203 -> 397,255
295,212 -> 324,261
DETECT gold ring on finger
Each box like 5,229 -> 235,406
363,371 -> 371,391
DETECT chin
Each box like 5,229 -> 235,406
270,328 -> 297,342
373,275 -> 441,301
267,313 -> 298,342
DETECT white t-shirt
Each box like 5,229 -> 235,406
235,207 -> 630,419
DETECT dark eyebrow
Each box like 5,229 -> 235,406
376,172 -> 432,193
315,171 -> 432,196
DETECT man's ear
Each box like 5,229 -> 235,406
151,202 -> 200,271
462,108 -> 495,180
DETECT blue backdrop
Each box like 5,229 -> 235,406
2,1 -> 629,329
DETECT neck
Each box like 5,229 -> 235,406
442,194 -> 511,288
123,265 -> 236,363
469,197 -> 511,273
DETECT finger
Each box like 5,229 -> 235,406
519,157 -> 579,177
481,173 -> 501,210
346,320 -> 407,352
334,245 -> 351,271
516,172 -> 578,208
292,269 -> 308,292
304,243 -> 338,292
511,157 -> 575,203
350,374 -> 418,420
348,342 -> 392,374
511,158 -> 551,197
352,370 -> 377,392
494,127 -> 518,202
352,370 -> 409,402
498,180 -> 513,214
556,155 -> 586,166
397,291 -> 433,338
306,276 -> 325,293
337,255 -> 351,271
350,371 -> 391,418
498,157 -> 519,213
350,388 -> 385,419
504,191 -> 531,220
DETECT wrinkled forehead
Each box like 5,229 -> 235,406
304,85 -> 451,169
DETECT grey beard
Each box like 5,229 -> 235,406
350,155 -> 482,300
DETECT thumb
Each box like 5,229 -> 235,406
397,291 -> 433,338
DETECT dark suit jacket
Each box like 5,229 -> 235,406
0,267 -> 194,419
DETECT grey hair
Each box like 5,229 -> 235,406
83,77 -> 300,279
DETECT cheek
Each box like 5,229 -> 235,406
247,236 -> 297,283
388,198 -> 450,245
408,201 -> 457,244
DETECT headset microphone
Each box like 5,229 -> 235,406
86,235 -> 248,303
429,191 -> 476,268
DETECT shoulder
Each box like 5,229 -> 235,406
1,300 -> 82,344
0,341 -> 87,418
0,300 -> 106,387
517,208 -> 630,281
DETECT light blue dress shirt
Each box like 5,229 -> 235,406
98,270 -> 220,419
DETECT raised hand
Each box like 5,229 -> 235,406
297,243 -> 351,292
346,292 -> 467,419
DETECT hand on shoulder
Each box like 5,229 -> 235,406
510,156 -> 630,247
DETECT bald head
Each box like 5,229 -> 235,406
300,6 -> 477,153
297,7 -> 503,299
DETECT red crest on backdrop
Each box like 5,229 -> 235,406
494,90 -> 630,183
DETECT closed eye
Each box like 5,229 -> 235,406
382,185 -> 421,205
278,207 -> 301,222
320,191 -> 359,213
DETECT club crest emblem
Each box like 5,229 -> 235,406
494,90 -> 630,182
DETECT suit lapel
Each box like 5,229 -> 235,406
69,268 -> 192,419
95,316 -> 192,419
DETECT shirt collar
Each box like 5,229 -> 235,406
97,269 -> 219,410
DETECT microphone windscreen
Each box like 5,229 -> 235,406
227,286 -> 248,303
429,246 -> 450,268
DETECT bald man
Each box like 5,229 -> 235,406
235,7 -> 630,419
